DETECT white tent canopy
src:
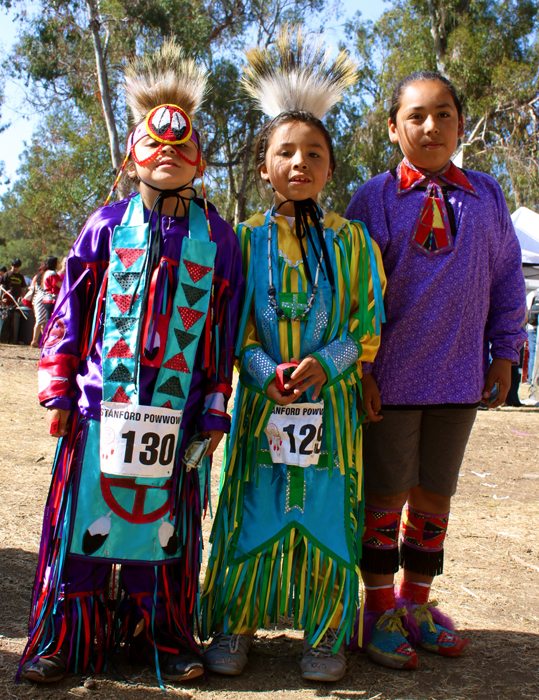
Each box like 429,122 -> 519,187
512,207 -> 539,264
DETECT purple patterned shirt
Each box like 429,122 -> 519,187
345,169 -> 526,405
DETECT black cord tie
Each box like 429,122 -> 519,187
276,198 -> 335,293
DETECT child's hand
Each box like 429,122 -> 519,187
47,408 -> 71,437
284,356 -> 327,401
200,430 -> 225,457
266,379 -> 302,406
482,357 -> 512,408
361,373 -> 383,422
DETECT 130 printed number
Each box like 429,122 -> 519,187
121,431 -> 176,466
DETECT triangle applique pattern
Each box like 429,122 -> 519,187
157,376 -> 185,398
161,400 -> 173,409
184,259 -> 212,283
111,386 -> 131,403
113,271 -> 140,291
178,307 -> 204,330
182,283 -> 208,307
115,248 -> 145,269
163,352 -> 190,373
111,317 -> 137,335
174,328 -> 197,351
112,293 -> 139,315
106,338 -> 134,359
107,364 -> 134,383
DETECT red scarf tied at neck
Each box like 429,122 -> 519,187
397,157 -> 477,257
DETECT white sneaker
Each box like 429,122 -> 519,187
300,630 -> 346,681
204,633 -> 253,676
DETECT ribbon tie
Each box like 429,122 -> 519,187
397,158 -> 477,257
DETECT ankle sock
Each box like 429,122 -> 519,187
365,584 -> 396,612
398,579 -> 430,605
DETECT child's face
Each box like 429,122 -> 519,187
388,81 -> 464,173
260,121 -> 333,211
133,136 -> 202,191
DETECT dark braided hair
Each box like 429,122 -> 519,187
389,71 -> 463,124
254,110 -> 337,179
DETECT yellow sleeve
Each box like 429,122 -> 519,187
358,234 -> 386,366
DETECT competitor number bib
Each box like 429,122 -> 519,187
264,402 -> 324,468
100,401 -> 182,478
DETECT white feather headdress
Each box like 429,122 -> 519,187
124,38 -> 208,122
241,27 -> 357,120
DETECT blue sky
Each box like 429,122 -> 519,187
0,0 -> 387,194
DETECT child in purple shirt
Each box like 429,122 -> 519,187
346,71 -> 526,670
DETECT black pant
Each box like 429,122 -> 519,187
506,362 -> 522,407
4,307 -> 21,344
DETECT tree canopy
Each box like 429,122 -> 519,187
0,0 -> 537,275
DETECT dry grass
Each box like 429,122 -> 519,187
0,344 -> 538,699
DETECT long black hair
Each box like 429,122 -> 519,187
389,71 -> 463,124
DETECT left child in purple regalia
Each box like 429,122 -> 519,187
19,40 -> 244,685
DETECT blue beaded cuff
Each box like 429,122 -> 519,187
312,334 -> 359,381
244,346 -> 278,390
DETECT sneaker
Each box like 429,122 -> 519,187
413,601 -> 469,657
300,630 -> 346,682
366,608 -> 418,670
160,650 -> 204,681
203,633 -> 253,676
21,641 -> 69,683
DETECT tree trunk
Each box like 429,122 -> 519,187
223,128 -> 237,223
234,125 -> 255,225
426,0 -> 449,78
86,0 -> 128,198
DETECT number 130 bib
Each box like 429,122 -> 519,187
100,401 -> 182,478
264,402 -> 324,468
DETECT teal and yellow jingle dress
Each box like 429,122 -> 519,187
201,210 -> 385,650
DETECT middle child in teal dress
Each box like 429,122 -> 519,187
201,31 -> 386,682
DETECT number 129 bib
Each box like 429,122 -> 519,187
264,402 -> 324,468
100,401 -> 182,478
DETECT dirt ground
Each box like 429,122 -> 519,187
0,343 -> 538,700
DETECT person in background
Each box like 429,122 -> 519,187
0,266 -> 7,285
29,263 -> 47,347
58,256 -> 68,282
41,256 -> 62,321
1,258 -> 27,344
525,288 -> 539,384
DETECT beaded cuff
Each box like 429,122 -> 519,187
244,346 -> 277,390
312,334 -> 359,381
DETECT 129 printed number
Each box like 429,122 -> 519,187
282,423 -> 323,455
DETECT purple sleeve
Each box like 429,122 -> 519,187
345,177 -> 392,258
486,187 -> 527,363
38,205 -> 120,409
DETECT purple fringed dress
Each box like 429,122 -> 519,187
19,195 -> 244,675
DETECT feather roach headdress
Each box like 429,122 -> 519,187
124,38 -> 208,123
104,39 -> 210,210
241,27 -> 357,120
242,29 -> 357,298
